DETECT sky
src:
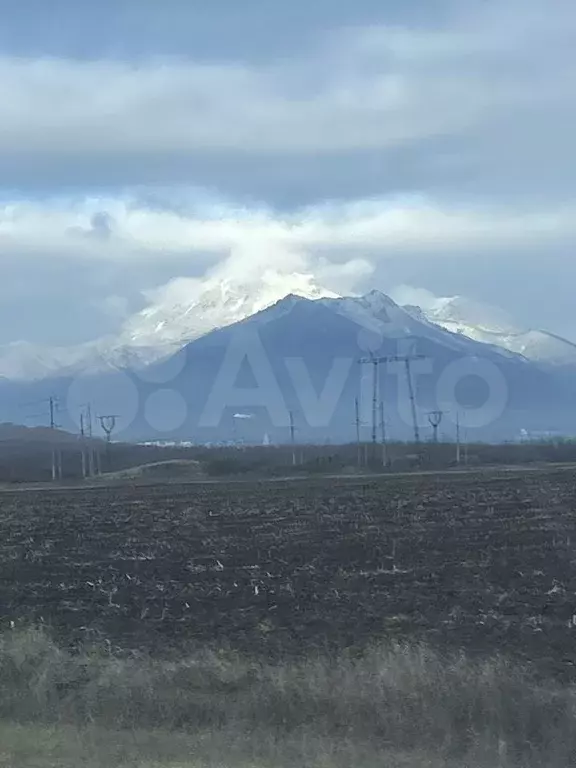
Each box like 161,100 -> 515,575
0,0 -> 575,346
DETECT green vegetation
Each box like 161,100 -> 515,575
0,628 -> 575,766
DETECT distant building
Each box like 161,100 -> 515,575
518,429 -> 565,443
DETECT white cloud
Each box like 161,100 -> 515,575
389,285 -> 444,310
1,194 -> 574,274
96,294 -> 131,321
2,190 -> 575,346
0,0 -> 573,164
1,0 -> 575,345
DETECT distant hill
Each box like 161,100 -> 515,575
0,424 -> 204,484
0,422 -> 89,444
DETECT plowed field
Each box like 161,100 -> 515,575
2,469 -> 576,674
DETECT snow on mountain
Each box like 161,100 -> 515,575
324,291 -> 528,362
118,270 -> 339,349
412,296 -> 576,365
0,336 -> 175,382
0,271 -> 340,381
2,264 -> 575,383
114,291 -> 573,442
426,296 -> 520,335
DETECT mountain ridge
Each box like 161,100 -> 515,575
1,270 -> 575,382
0,271 -> 340,381
421,296 -> 576,365
1,290 -> 574,442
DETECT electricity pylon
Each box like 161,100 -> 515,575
359,353 -> 427,445
428,410 -> 444,443
98,415 -> 118,470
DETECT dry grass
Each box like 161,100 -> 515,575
0,628 -> 575,766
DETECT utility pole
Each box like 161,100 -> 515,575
355,397 -> 362,467
85,404 -> 93,437
80,412 -> 87,479
79,403 -> 98,478
289,410 -> 297,466
99,414 -> 117,441
85,403 -> 97,477
379,400 -> 387,467
371,358 -> 378,446
48,396 -> 61,481
19,395 -> 62,480
49,396 -> 56,481
359,353 -> 427,446
358,353 -> 382,462
98,415 -> 118,471
428,410 -> 444,444
404,358 -> 420,444
456,412 -> 461,465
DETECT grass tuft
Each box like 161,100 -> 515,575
0,628 -> 575,766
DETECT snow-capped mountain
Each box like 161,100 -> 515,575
2,290 -> 570,441
2,287 -> 576,441
0,337 -> 171,382
117,270 -> 339,349
0,271 -> 340,381
317,291 -> 518,359
411,296 -> 576,365
1,269 -> 575,383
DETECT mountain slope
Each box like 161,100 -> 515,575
118,270 -> 339,349
127,293 -> 576,441
4,292 -> 573,443
2,269 -> 576,393
0,271 -> 339,381
324,292 -> 519,360
410,296 -> 576,365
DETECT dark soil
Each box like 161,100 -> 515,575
1,469 -> 576,676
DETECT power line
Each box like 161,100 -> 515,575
20,395 -> 60,429
359,353 -> 427,445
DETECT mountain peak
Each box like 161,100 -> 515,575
358,289 -> 400,312
407,294 -> 576,364
2,271 -> 576,383
119,269 -> 340,350
427,295 -> 520,335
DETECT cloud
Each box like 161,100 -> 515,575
2,188 -> 575,344
389,285 -> 444,310
140,276 -> 204,310
1,0 -> 576,345
96,294 -> 131,321
1,193 -> 575,270
0,0 -> 573,199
